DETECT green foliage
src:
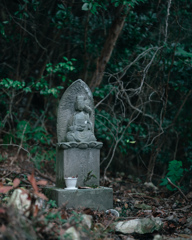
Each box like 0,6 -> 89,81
45,57 -> 76,81
29,146 -> 55,171
95,105 -> 137,156
3,120 -> 55,171
47,199 -> 57,208
111,0 -> 146,8
160,160 -> 184,191
3,120 -> 52,146
83,170 -> 97,186
0,79 -> 25,90
94,84 -> 115,98
82,0 -> 101,14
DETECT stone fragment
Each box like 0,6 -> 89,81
115,217 -> 163,234
8,189 -> 45,216
8,189 -> 31,215
81,214 -> 93,229
144,182 -> 158,191
64,227 -> 80,240
153,235 -> 162,240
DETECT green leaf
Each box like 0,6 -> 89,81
58,4 -> 65,9
82,3 -> 91,11
23,87 -> 32,93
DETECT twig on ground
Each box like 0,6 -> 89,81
167,177 -> 189,202
0,170 -> 13,180
103,216 -> 116,230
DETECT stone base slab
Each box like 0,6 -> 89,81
43,187 -> 113,211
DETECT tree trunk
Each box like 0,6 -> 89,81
89,5 -> 130,91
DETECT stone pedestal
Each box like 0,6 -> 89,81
56,147 -> 100,188
43,187 -> 113,210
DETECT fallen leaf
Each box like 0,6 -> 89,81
0,224 -> 6,232
35,192 -> 48,201
60,229 -> 66,236
0,186 -> 13,193
28,170 -> 38,192
78,186 -> 91,189
61,209 -> 68,219
33,205 -> 39,217
124,203 -> 128,209
179,217 -> 187,224
36,180 -> 48,185
0,208 -> 5,214
169,223 -> 176,228
13,178 -> 20,188
83,207 -> 95,216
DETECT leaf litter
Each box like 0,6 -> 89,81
0,168 -> 192,239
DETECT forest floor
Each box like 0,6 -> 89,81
0,149 -> 192,240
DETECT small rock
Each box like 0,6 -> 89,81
165,213 -> 179,223
115,217 -> 163,234
106,209 -> 119,217
186,217 -> 192,229
81,214 -> 92,229
186,192 -> 192,199
144,182 -> 158,191
153,234 -> 162,240
64,227 -> 80,240
8,189 -> 31,215
183,228 -> 192,234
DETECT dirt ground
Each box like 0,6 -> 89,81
0,149 -> 192,240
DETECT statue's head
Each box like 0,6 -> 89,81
75,95 -> 86,111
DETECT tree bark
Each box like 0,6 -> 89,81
89,5 -> 130,91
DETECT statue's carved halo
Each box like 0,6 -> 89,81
57,79 -> 95,143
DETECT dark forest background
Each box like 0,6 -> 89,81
0,0 -> 191,190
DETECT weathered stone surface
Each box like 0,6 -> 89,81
56,148 -> 100,187
57,79 -> 95,143
57,141 -> 103,149
81,214 -> 93,229
8,189 -> 31,215
115,217 -> 163,234
8,189 -> 45,216
43,187 -> 113,210
64,227 -> 80,240
45,79 -> 113,211
144,182 -> 158,191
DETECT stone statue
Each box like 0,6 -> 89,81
66,95 -> 97,142
57,79 -> 102,149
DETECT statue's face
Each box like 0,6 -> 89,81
76,96 -> 85,111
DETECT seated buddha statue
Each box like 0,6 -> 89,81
66,95 -> 97,142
